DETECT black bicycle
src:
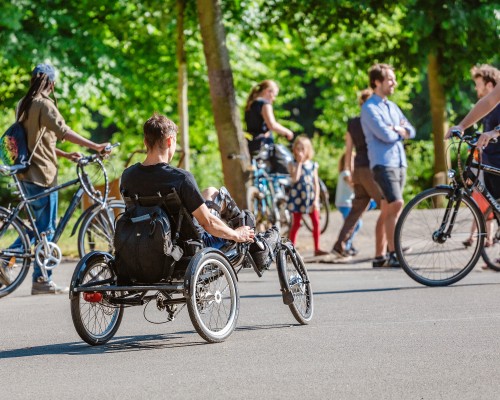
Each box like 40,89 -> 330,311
0,144 -> 123,298
395,131 -> 500,286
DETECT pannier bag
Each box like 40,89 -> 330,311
114,204 -> 183,283
249,226 -> 280,273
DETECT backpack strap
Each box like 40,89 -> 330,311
27,111 -> 47,165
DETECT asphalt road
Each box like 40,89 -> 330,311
1,210 -> 500,399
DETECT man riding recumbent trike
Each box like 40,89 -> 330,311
69,113 -> 313,345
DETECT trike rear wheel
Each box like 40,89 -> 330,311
70,254 -> 123,345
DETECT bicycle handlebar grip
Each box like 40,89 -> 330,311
451,129 -> 462,139
104,142 -> 120,153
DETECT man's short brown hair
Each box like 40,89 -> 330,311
143,112 -> 178,150
368,63 -> 394,89
471,64 -> 500,87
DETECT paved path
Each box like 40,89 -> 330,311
1,209 -> 500,399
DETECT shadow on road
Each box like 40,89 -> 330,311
0,332 -> 209,359
242,281 -> 500,300
236,323 -> 300,332
0,324 -> 304,360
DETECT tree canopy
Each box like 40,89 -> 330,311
0,0 -> 498,200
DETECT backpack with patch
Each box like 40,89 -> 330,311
114,202 -> 183,283
0,122 -> 30,172
1,113 -> 46,173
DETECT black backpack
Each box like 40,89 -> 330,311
114,203 -> 183,283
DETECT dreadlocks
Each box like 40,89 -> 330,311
17,73 -> 56,123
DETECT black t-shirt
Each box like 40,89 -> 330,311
120,163 -> 205,214
482,103 -> 500,166
483,104 -> 500,168
245,99 -> 272,153
347,116 -> 370,168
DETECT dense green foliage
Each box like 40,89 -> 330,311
0,0 -> 498,206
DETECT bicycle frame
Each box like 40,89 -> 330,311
5,173 -> 87,245
470,161 -> 500,216
250,158 -> 274,214
437,140 -> 500,240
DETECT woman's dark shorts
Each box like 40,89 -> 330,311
372,165 -> 406,203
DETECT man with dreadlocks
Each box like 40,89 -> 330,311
9,63 -> 111,295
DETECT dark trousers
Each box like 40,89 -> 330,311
334,167 -> 383,251
484,171 -> 500,200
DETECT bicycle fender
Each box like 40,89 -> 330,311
70,203 -> 101,237
69,251 -> 114,299
435,184 -> 452,190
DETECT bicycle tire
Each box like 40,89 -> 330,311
77,201 -> 125,258
0,209 -> 31,299
186,251 -> 239,343
77,158 -> 109,205
247,183 -> 277,232
70,253 -> 123,345
278,242 -> 313,324
395,187 -> 484,286
480,203 -> 500,271
302,183 -> 330,234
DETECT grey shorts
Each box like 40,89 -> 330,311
372,165 -> 406,203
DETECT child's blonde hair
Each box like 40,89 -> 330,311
292,135 -> 314,161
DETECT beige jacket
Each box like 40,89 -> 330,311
17,94 -> 70,187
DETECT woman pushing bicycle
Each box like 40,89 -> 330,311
0,63 -> 111,295
244,80 -> 294,154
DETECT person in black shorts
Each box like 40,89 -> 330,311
361,64 -> 416,268
120,113 -> 255,248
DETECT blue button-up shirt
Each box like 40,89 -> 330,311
361,94 -> 416,169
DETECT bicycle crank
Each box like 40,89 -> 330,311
35,241 -> 62,272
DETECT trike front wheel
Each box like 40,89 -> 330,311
186,251 -> 239,343
278,242 -> 313,324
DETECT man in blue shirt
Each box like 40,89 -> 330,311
361,63 -> 416,268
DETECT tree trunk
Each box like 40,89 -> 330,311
177,0 -> 190,171
428,51 -> 449,187
196,0 -> 250,207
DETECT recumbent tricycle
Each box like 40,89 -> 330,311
69,189 -> 313,345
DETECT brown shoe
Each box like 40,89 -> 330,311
314,249 -> 330,257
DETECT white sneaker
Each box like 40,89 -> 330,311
31,279 -> 69,295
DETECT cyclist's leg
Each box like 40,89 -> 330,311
20,182 -> 58,282
203,186 -> 246,228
